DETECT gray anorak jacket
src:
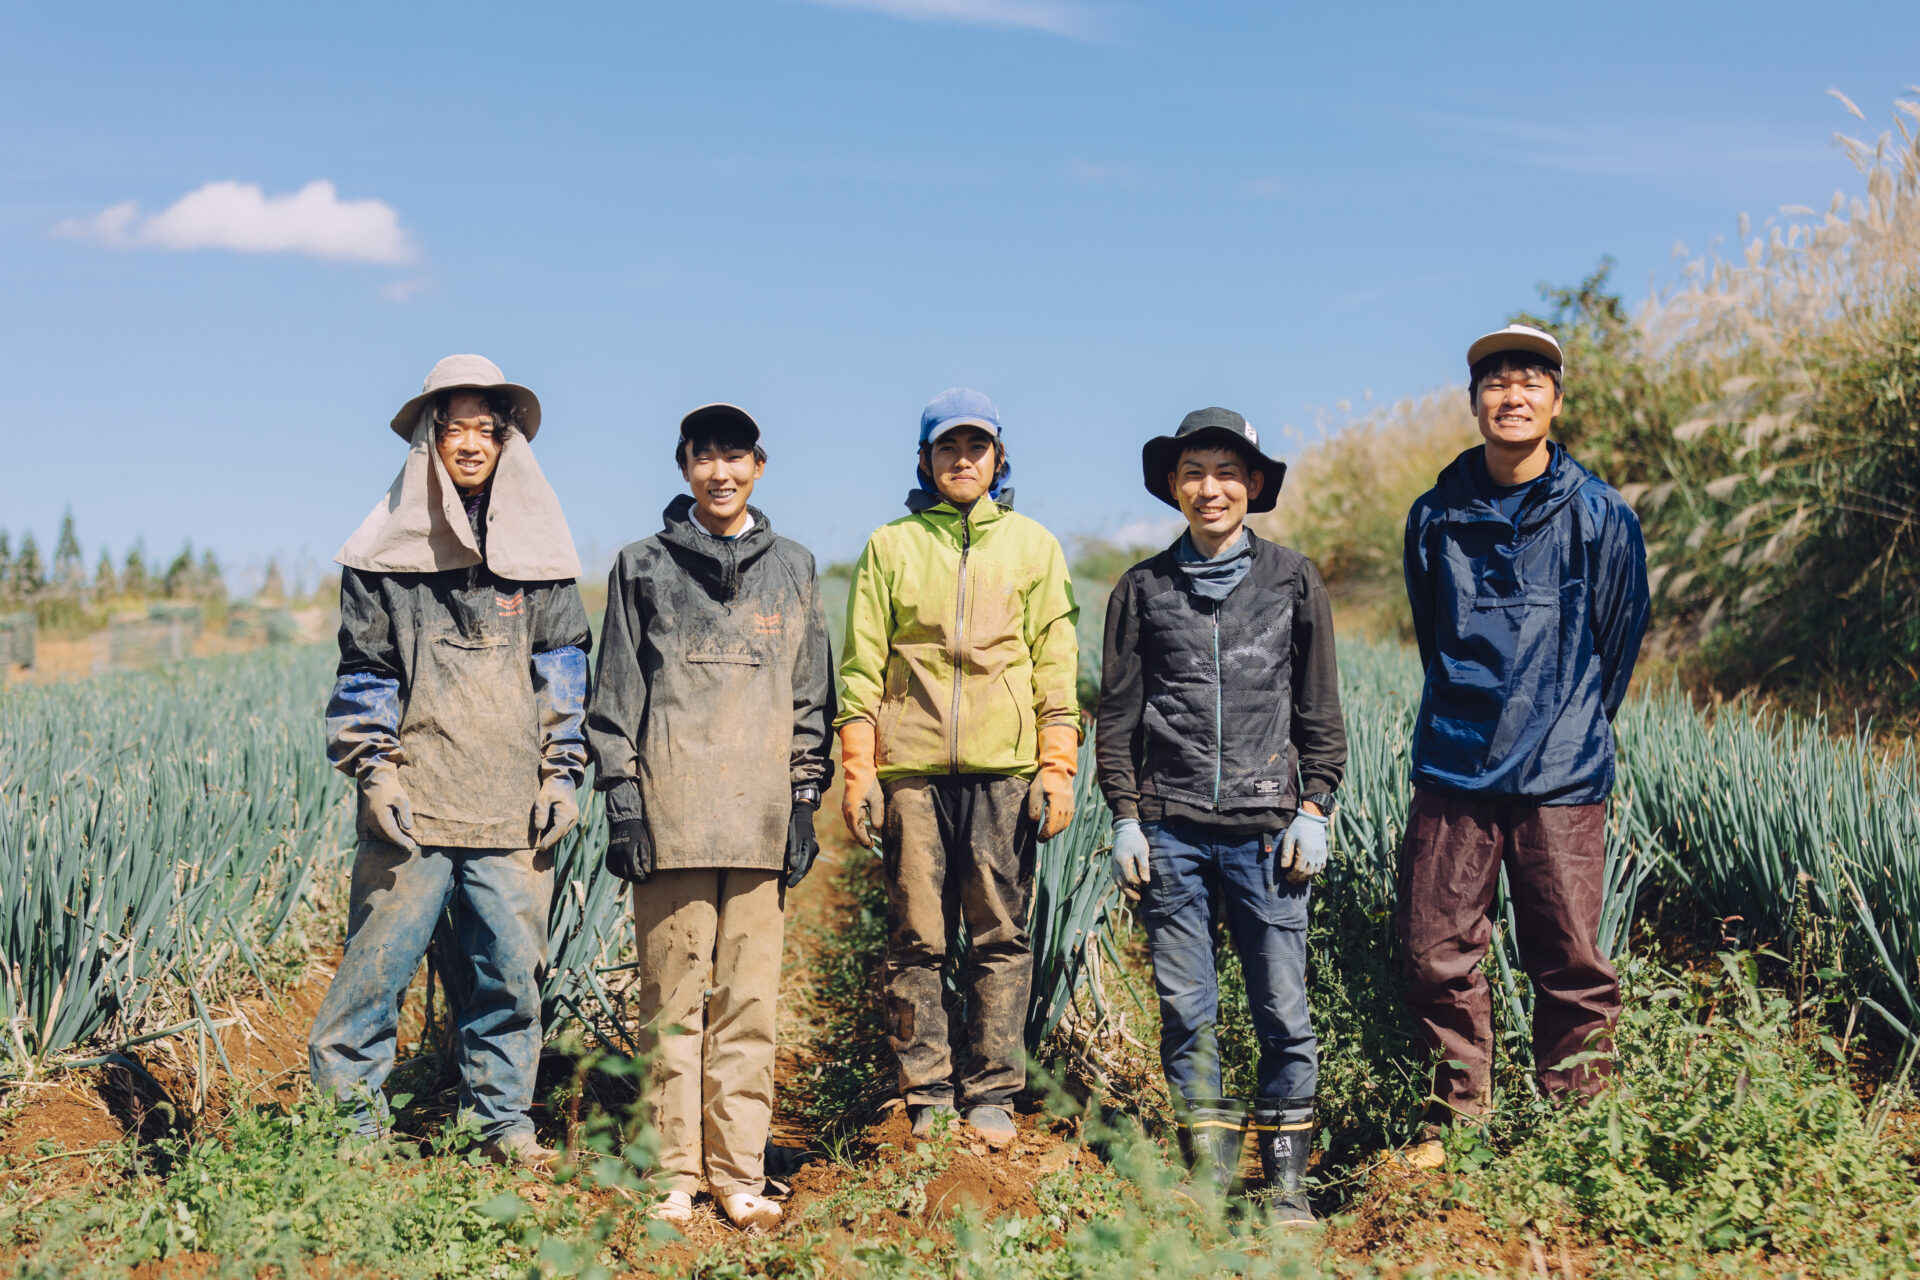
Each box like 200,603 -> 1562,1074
327,492 -> 593,849
586,497 -> 835,871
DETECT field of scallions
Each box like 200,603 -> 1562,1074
4,636 -> 1918,1098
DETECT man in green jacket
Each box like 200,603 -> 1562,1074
836,388 -> 1080,1149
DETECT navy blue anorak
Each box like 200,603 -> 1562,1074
1403,443 -> 1649,805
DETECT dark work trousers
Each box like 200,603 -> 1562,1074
879,774 -> 1037,1110
1396,789 -> 1618,1118
1140,817 -> 1317,1104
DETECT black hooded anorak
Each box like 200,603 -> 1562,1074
586,496 -> 834,872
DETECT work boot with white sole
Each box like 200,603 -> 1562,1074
909,1103 -> 959,1139
648,1190 -> 695,1225
721,1192 -> 783,1233
966,1105 -> 1018,1149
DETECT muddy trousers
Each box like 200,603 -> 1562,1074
880,774 -> 1037,1111
1140,818 -> 1317,1104
1396,789 -> 1619,1119
632,868 -> 784,1199
308,840 -> 552,1140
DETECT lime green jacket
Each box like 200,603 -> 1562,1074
836,497 -> 1080,780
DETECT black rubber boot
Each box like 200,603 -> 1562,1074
1173,1098 -> 1249,1193
1251,1097 -> 1315,1224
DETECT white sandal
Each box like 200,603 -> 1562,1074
648,1190 -> 695,1224
720,1191 -> 783,1232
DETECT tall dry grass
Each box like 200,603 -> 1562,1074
1255,390 -> 1478,637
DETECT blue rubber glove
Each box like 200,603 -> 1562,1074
1111,818 -> 1151,897
1279,810 -> 1329,884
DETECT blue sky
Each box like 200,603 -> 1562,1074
3,1 -> 1916,586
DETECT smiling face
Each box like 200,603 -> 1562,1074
924,425 -> 1002,508
682,439 -> 765,536
1171,444 -> 1265,549
435,390 -> 504,495
1473,361 -> 1563,454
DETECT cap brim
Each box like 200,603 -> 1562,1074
924,415 -> 1000,443
1141,427 -> 1285,514
1466,330 -> 1563,370
390,383 -> 543,442
679,402 -> 762,443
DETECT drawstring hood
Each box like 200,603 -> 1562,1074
657,494 -> 776,602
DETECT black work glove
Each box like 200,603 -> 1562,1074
784,799 -> 820,889
605,818 -> 655,885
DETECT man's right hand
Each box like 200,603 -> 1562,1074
605,818 -> 656,884
838,721 -> 886,848
359,766 -> 419,853
1110,818 -> 1150,899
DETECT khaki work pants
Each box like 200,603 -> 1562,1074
632,868 -> 784,1197
880,774 -> 1037,1110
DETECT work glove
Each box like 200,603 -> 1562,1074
785,796 -> 820,888
1110,817 -> 1150,900
605,817 -> 656,885
1027,724 -> 1080,841
1278,810 -> 1330,885
531,775 -> 580,852
838,721 -> 885,848
358,763 -> 419,854
603,779 -> 655,884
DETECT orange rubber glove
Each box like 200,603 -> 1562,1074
839,721 -> 886,847
1028,724 -> 1079,841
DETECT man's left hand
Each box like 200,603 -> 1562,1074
1278,808 -> 1330,884
785,798 -> 820,888
532,776 -> 580,852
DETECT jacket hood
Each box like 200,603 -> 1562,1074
1435,442 -> 1592,534
335,408 -> 581,581
658,493 -> 775,599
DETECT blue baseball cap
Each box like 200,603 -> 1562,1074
918,387 -> 1002,447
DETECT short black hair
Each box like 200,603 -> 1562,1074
1174,436 -> 1264,480
677,425 -> 768,472
430,388 -> 521,440
1469,350 -> 1563,403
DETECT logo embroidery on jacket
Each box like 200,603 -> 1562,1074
753,611 -> 783,635
1253,779 -> 1283,795
496,592 -> 525,618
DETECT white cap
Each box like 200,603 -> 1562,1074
1467,324 -> 1563,372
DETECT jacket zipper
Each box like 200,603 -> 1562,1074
1211,606 -> 1223,806
948,512 -> 972,775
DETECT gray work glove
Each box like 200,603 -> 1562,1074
531,775 -> 579,852
1111,817 -> 1150,900
1279,810 -> 1329,885
359,764 -> 419,853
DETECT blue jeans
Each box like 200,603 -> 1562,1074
1140,818 -> 1317,1102
308,841 -> 552,1139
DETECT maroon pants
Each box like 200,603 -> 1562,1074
1396,789 -> 1619,1118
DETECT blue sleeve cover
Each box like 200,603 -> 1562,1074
326,671 -> 402,776
533,644 -> 589,786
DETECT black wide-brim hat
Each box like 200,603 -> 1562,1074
1142,407 -> 1286,514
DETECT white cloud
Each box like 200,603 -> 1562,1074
797,0 -> 1095,39
378,276 -> 433,303
54,180 -> 417,264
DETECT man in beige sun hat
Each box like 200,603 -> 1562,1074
309,354 -> 591,1169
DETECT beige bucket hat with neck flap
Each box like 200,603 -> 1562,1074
336,354 -> 581,581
